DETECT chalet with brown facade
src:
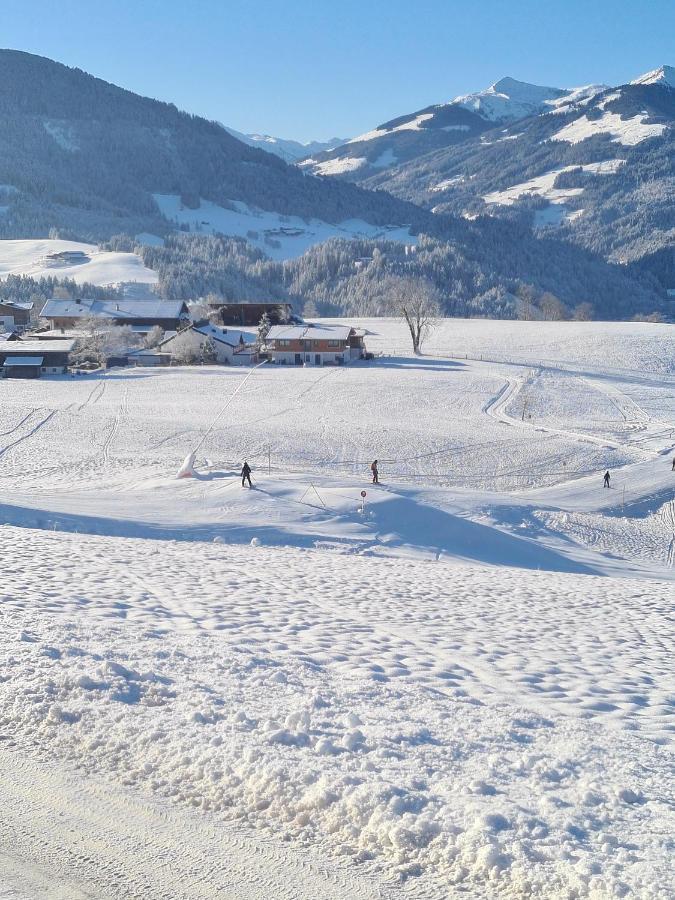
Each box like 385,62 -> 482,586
265,324 -> 366,366
208,301 -> 293,327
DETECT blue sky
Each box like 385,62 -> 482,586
2,0 -> 673,142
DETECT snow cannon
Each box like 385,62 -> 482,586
176,451 -> 197,479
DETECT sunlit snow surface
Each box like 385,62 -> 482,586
154,194 -> 416,260
550,111 -> 667,146
0,319 -> 673,898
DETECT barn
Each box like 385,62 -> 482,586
0,339 -> 74,377
2,356 -> 44,378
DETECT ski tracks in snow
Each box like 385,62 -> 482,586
0,409 -> 58,461
585,376 -> 675,452
484,369 -> 674,468
77,379 -> 107,412
664,498 -> 675,569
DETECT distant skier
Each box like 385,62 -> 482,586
603,470 -> 611,488
370,460 -> 379,484
672,456 -> 675,471
241,461 -> 252,488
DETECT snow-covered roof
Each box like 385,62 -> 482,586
159,323 -> 254,349
41,298 -> 187,320
193,323 -> 253,345
128,348 -> 169,358
4,339 -> 75,353
32,330 -> 81,340
0,299 -> 33,311
3,356 -> 44,366
266,324 -> 352,341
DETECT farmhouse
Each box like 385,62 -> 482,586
0,300 -> 34,333
158,323 -> 257,366
265,323 -> 366,366
208,301 -> 293,327
0,339 -> 74,378
41,298 -> 190,333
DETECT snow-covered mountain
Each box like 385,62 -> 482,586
0,50 -> 665,319
300,77 -> 607,180
0,49 -> 432,248
313,66 -> 673,285
452,76 -> 605,122
630,64 -> 675,87
223,127 -> 347,163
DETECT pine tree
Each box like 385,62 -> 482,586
257,312 -> 271,346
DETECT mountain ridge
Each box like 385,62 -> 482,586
299,66 -> 674,285
223,127 -> 347,163
0,49 -> 666,320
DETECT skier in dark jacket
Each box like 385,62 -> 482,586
370,460 -> 379,484
241,461 -> 252,488
603,470 -> 611,488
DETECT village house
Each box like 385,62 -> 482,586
41,298 -> 190,333
158,323 -> 257,366
265,323 -> 366,366
0,300 -> 34,333
0,339 -> 74,378
207,300 -> 293,327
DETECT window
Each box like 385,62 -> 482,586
328,340 -> 339,347
279,339 -> 291,347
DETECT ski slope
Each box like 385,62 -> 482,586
0,319 -> 673,898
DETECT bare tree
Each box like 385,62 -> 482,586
572,302 -> 595,321
392,277 -> 442,355
144,325 -> 165,348
539,292 -> 569,321
516,283 -> 539,321
72,316 -> 139,365
302,298 -> 318,319
171,342 -> 200,365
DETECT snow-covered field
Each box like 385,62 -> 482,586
0,238 -> 158,287
0,319 -> 673,898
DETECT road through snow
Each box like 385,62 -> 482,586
0,746 -> 391,900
